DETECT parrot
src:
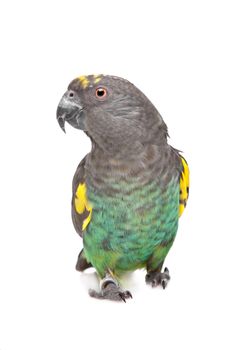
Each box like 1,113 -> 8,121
56,74 -> 189,302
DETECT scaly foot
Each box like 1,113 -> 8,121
145,267 -> 170,289
89,281 -> 133,302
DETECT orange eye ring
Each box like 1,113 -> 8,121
95,87 -> 107,99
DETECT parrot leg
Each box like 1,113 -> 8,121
145,264 -> 170,289
145,242 -> 173,289
89,273 -> 133,302
75,249 -> 93,271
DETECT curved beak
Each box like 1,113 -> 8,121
56,92 -> 85,133
56,109 -> 66,133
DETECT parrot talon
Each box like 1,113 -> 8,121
89,280 -> 133,302
127,291 -> 133,298
122,290 -> 133,299
161,280 -> 166,289
119,292 -> 126,303
146,267 -> 170,289
151,280 -> 157,288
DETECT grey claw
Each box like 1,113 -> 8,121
151,280 -> 156,288
146,267 -> 170,289
161,280 -> 166,289
127,291 -> 133,299
89,284 -> 133,302
119,293 -> 126,303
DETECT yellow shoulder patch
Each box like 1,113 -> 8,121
179,156 -> 190,217
74,183 -> 92,230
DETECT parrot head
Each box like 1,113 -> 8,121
56,75 -> 168,154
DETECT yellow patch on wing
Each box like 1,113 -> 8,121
179,156 -> 190,217
75,183 -> 92,230
78,76 -> 90,89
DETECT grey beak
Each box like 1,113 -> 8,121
56,108 -> 66,133
56,92 -> 85,133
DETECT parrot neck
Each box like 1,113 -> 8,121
89,135 -> 168,160
90,140 -> 143,159
85,142 -> 180,192
87,142 -> 169,175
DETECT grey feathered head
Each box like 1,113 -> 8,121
57,75 -> 168,155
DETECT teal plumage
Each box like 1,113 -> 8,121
84,177 -> 179,277
57,74 -> 190,301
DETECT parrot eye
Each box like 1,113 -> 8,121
95,87 -> 107,100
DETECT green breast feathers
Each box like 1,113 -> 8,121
73,155 -> 189,234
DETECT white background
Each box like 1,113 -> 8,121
0,1 -> 232,349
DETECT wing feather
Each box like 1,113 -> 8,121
179,156 -> 190,217
71,156 -> 92,236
